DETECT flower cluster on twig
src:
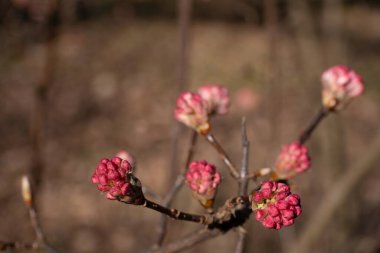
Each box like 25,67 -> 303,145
89,66 -> 364,253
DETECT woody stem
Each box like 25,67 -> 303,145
204,134 -> 240,179
143,199 -> 208,224
298,107 -> 330,144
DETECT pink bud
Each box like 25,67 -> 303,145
91,174 -> 99,184
174,92 -> 210,134
261,181 -> 275,191
294,206 -> 302,216
252,180 -> 302,230
253,192 -> 263,203
186,160 -> 221,208
91,156 -> 134,201
111,157 -> 122,166
275,141 -> 311,179
255,209 -> 266,221
275,200 -> 288,210
287,194 -> 300,206
261,189 -> 272,199
197,84 -> 230,115
267,205 -> 280,217
283,218 -> 294,227
281,209 -> 294,219
321,65 -> 364,110
262,216 -> 275,229
277,183 -> 290,193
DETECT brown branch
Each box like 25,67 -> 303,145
143,199 -> 207,224
234,118 -> 250,253
298,107 -> 330,144
152,131 -> 197,249
289,133 -> 380,253
30,0 -> 61,193
156,0 -> 193,247
149,195 -> 252,253
204,134 -> 240,179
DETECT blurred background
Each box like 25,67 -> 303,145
0,0 -> 379,252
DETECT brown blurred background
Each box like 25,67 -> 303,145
0,0 -> 379,253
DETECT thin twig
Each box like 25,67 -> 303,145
298,107 -> 330,144
27,187 -> 60,253
30,0 -> 61,192
29,208 -> 46,245
153,0 -> 193,248
245,167 -> 272,181
153,131 -> 197,249
152,229 -> 222,253
289,133 -> 380,253
204,134 -> 240,179
143,199 -> 207,224
234,118 -> 250,253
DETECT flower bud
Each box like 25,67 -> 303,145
186,160 -> 221,208
91,156 -> 144,204
174,92 -> 210,134
321,65 -> 364,110
251,180 -> 302,230
197,84 -> 230,115
275,141 -> 311,179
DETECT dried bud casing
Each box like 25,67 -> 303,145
21,175 -> 33,207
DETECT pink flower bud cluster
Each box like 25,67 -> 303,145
174,84 -> 230,134
275,141 -> 311,179
175,92 -> 211,134
252,181 -> 302,230
91,157 -> 133,200
186,161 -> 221,194
198,84 -> 230,115
321,65 -> 364,110
186,161 -> 221,208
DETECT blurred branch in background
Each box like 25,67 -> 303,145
29,0 -> 61,194
0,176 -> 59,252
262,0 -> 282,165
154,0 -> 194,249
290,133 -> 380,253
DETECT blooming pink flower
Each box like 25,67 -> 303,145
252,181 -> 302,230
275,141 -> 311,179
186,161 -> 221,208
91,157 -> 133,200
174,92 -> 210,134
321,65 -> 364,110
198,84 -> 230,115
